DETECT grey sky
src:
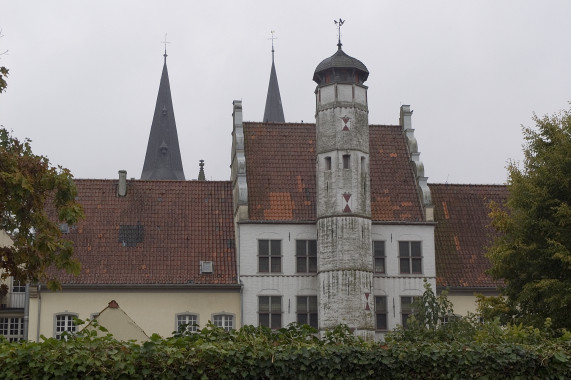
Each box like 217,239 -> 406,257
1,1 -> 570,184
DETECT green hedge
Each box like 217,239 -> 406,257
1,336 -> 569,379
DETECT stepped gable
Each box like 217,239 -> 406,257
243,122 -> 425,223
49,179 -> 236,285
430,183 -> 508,289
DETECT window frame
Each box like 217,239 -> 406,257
398,241 -> 423,274
296,295 -> 318,329
11,279 -> 26,293
373,240 -> 386,274
176,313 -> 199,334
400,296 -> 418,328
258,296 -> 282,329
54,313 -> 78,340
212,314 -> 234,332
0,317 -> 24,342
375,296 -> 388,331
296,239 -> 317,273
258,239 -> 282,273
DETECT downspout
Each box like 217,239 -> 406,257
36,284 -> 41,342
23,284 -> 30,340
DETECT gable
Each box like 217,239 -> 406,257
243,122 -> 424,223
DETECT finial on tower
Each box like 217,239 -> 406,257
162,33 -> 170,62
269,30 -> 277,61
334,18 -> 345,49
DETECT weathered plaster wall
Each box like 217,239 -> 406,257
27,290 -> 240,341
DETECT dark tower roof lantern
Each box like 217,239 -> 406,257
313,46 -> 369,86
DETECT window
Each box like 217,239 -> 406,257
12,279 -> 25,293
373,241 -> 385,274
258,240 -> 282,273
0,317 -> 24,342
212,314 -> 234,332
399,241 -> 422,274
259,296 -> 282,329
401,296 -> 417,328
375,296 -> 387,330
361,157 -> 366,173
343,154 -> 350,169
297,296 -> 318,329
176,314 -> 198,333
325,156 -> 331,170
296,240 -> 317,273
55,314 -> 77,340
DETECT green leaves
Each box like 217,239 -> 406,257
0,328 -> 569,379
0,127 -> 84,289
487,106 -> 571,329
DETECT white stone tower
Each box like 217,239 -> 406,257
314,38 -> 375,339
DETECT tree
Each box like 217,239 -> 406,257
0,128 -> 84,290
487,106 -> 571,329
0,29 -> 7,93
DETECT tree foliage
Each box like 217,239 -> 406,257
487,106 -> 571,329
0,128 -> 84,290
0,65 -> 7,94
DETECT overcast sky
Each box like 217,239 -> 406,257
1,1 -> 570,184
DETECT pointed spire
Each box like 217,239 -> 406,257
141,52 -> 185,180
263,31 -> 285,123
198,160 -> 206,181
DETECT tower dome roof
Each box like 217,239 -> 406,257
313,46 -> 369,84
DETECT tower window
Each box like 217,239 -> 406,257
343,154 -> 350,169
361,157 -> 366,173
325,157 -> 331,171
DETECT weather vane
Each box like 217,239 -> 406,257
334,18 -> 345,48
268,30 -> 277,59
162,33 -> 171,58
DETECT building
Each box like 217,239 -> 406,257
231,41 -> 440,340
25,54 -> 241,342
2,37 -> 505,342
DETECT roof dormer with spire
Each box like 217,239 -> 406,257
141,47 -> 185,180
263,31 -> 285,123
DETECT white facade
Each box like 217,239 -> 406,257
236,219 -> 436,339
239,223 -> 317,327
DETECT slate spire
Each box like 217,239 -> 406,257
263,39 -> 285,123
141,52 -> 185,180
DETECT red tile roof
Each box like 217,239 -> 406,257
430,184 -> 508,289
245,123 -> 317,221
370,125 -> 425,222
50,179 -> 237,285
244,122 -> 424,222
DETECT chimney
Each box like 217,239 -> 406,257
118,170 -> 127,197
